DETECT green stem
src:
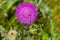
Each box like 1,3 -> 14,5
21,26 -> 25,40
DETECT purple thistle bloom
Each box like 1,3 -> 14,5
15,2 -> 38,25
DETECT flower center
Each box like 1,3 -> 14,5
11,32 -> 14,35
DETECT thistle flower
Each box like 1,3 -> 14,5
15,2 -> 38,25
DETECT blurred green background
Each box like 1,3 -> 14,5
0,0 -> 60,40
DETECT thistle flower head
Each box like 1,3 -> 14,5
15,2 -> 38,25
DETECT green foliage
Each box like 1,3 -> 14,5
0,0 -> 60,40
